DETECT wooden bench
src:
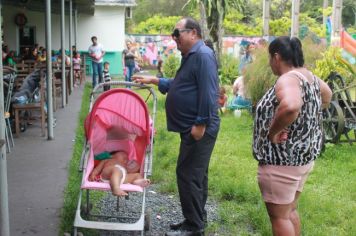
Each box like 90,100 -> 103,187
12,70 -> 46,137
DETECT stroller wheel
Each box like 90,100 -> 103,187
81,203 -> 93,216
72,227 -> 83,236
144,208 -> 152,235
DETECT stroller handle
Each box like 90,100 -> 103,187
92,81 -> 152,93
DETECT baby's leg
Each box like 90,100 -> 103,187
110,167 -> 127,196
125,173 -> 150,187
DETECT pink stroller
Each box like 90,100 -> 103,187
74,82 -> 157,235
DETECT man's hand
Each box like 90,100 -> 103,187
132,75 -> 159,85
191,125 -> 206,141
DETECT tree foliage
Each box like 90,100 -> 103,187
133,15 -> 181,34
130,0 -> 354,37
163,54 -> 180,78
313,47 -> 356,84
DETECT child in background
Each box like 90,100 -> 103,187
156,59 -> 164,78
218,86 -> 228,113
36,49 -> 47,62
4,50 -> 16,66
103,61 -> 111,91
73,51 -> 82,86
89,151 -> 150,196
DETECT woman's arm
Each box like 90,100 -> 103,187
318,78 -> 332,109
268,75 -> 303,143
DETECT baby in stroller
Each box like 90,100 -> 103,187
89,150 -> 150,196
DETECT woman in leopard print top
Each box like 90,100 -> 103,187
253,36 -> 332,236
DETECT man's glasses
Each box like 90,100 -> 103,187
171,28 -> 192,38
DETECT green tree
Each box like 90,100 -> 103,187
128,0 -> 191,32
133,15 -> 181,34
184,0 -> 245,64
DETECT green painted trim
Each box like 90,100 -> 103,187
79,51 -> 124,76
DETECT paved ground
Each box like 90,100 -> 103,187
7,84 -> 84,236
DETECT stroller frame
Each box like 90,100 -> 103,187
74,81 -> 157,236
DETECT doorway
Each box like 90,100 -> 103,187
19,26 -> 36,54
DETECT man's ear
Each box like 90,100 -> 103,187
191,28 -> 198,38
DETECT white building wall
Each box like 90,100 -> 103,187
77,6 -> 126,52
3,5 -> 71,53
2,5 -> 126,53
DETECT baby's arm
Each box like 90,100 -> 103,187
89,160 -> 106,181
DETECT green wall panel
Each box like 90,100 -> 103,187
81,51 -> 123,76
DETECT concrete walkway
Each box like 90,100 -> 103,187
7,85 -> 84,236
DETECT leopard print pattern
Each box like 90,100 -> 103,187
253,71 -> 323,166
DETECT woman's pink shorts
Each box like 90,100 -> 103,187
257,162 -> 314,204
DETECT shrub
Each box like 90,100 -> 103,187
244,38 -> 327,106
302,36 -> 326,70
244,47 -> 277,106
313,46 -> 356,84
219,53 -> 239,85
163,54 -> 180,78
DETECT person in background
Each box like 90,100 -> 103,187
51,50 -> 58,62
2,44 -> 9,62
73,51 -> 82,86
21,47 -> 32,61
238,43 -> 253,74
103,61 -> 111,91
232,68 -> 251,108
122,41 -> 139,83
4,50 -> 16,67
57,49 -> 71,66
133,17 -> 220,236
31,47 -> 38,61
37,49 -> 47,62
218,86 -> 228,113
253,36 -> 332,236
88,36 -> 105,88
156,59 -> 164,78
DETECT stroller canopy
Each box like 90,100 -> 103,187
85,89 -> 150,163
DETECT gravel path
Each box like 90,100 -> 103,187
97,184 -> 219,236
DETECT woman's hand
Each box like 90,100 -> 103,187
132,75 -> 159,85
268,128 -> 289,144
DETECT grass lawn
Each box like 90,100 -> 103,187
60,84 -> 356,236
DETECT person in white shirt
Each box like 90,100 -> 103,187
88,36 -> 105,88
232,72 -> 252,107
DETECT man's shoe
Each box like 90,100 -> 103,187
169,220 -> 187,230
165,229 -> 204,236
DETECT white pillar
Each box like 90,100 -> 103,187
262,0 -> 270,37
61,0 -> 66,107
291,0 -> 300,38
46,0 -> 54,139
74,8 -> 78,49
69,0 -> 73,91
0,1 -> 10,234
331,0 -> 343,38
323,0 -> 329,26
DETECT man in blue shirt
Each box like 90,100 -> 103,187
133,17 -> 220,236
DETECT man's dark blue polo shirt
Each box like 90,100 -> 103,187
158,40 -> 220,137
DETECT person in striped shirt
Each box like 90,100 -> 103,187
103,61 -> 111,91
